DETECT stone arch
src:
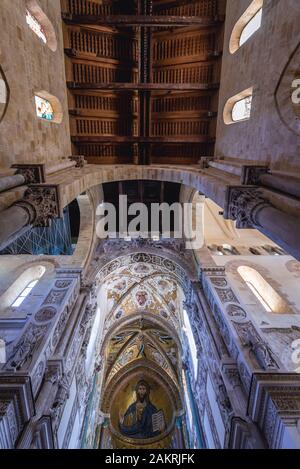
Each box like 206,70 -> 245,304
25,0 -> 57,52
58,166 -> 227,210
275,39 -> 300,136
101,312 -> 182,358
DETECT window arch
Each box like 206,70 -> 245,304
229,0 -> 263,54
34,90 -> 63,124
237,266 -> 293,314
0,65 -> 10,124
25,0 -> 57,52
0,265 -> 46,309
239,8 -> 262,47
223,87 -> 253,125
12,279 -> 40,307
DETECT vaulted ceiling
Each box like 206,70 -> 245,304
62,0 -> 225,165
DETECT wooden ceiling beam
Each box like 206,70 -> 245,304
67,82 -> 219,91
72,136 -> 215,143
62,13 -> 224,27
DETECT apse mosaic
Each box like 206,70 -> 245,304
109,375 -> 174,446
118,379 -> 166,439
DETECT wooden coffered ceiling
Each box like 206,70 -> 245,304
62,0 -> 225,165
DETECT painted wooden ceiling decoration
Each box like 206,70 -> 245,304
62,0 -> 225,164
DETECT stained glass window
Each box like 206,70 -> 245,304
35,95 -> 54,121
232,95 -> 253,122
26,9 -> 47,44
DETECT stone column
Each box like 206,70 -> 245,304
0,174 -> 26,193
224,186 -> 300,260
241,165 -> 300,199
260,173 -> 300,199
0,164 -> 45,194
17,361 -> 63,449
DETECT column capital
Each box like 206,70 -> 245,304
11,164 -> 46,184
224,186 -> 270,229
15,185 -> 62,227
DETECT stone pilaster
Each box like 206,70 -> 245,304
0,375 -> 35,449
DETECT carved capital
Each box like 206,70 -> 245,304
11,164 -> 45,184
224,186 -> 270,229
15,185 -> 61,227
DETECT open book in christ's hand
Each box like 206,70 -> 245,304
152,410 -> 165,433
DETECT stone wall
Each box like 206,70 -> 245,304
0,0 -> 71,169
215,0 -> 300,172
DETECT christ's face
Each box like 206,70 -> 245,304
137,384 -> 147,401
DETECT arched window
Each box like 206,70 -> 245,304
183,309 -> 198,378
237,266 -> 293,314
26,9 -> 47,44
232,95 -> 252,122
0,65 -> 10,124
0,265 -> 46,309
249,247 -> 261,255
34,91 -> 63,124
25,1 -> 57,52
229,0 -> 263,54
262,245 -> 286,256
35,95 -> 54,121
12,279 -> 39,307
223,88 -> 253,125
239,8 -> 263,47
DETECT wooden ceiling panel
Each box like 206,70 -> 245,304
62,0 -> 225,165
